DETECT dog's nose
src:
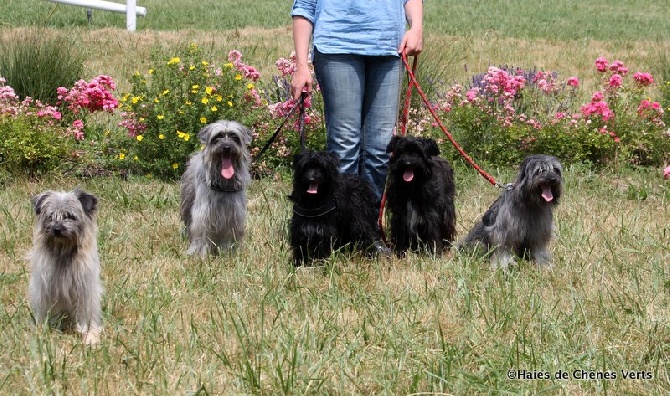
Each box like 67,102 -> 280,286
52,225 -> 64,236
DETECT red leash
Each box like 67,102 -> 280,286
378,53 -> 503,241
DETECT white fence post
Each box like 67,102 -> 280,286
45,0 -> 147,31
126,0 -> 136,32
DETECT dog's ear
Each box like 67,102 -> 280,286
386,135 -> 400,153
326,151 -> 340,167
240,125 -> 253,146
420,138 -> 440,157
197,123 -> 212,144
231,121 -> 253,146
75,189 -> 98,217
31,191 -> 53,216
292,152 -> 304,169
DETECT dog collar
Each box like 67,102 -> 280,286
208,181 -> 243,192
292,200 -> 337,218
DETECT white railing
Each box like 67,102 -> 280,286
45,0 -> 147,32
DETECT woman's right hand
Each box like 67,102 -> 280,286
291,65 -> 313,101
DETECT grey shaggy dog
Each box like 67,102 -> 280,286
27,189 -> 103,345
180,120 -> 252,257
460,154 -> 563,270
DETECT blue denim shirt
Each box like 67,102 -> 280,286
292,0 -> 409,56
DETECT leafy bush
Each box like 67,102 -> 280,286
0,29 -> 85,104
117,47 -> 327,179
117,44 -> 270,179
414,58 -> 669,167
0,115 -> 77,178
250,53 -> 326,176
0,75 -> 120,179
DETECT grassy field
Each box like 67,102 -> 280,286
1,0 -> 670,394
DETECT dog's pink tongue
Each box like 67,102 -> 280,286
221,157 -> 235,179
307,182 -> 318,194
403,169 -> 414,182
541,185 -> 554,202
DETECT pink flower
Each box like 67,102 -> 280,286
608,74 -> 622,88
664,165 -> 670,180
595,57 -> 608,72
566,76 -> 579,88
633,72 -> 654,87
466,88 -> 478,102
591,91 -> 604,102
608,60 -> 628,75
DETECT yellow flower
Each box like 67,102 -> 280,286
118,153 -> 126,160
215,95 -> 223,102
235,74 -> 242,81
189,65 -> 196,71
139,117 -> 145,122
157,114 -> 164,120
172,163 -> 179,169
148,68 -> 154,74
205,86 -> 214,95
227,101 -> 233,107
167,57 -> 181,65
131,96 -> 141,104
177,130 -> 185,138
133,155 -> 138,161
210,105 -> 218,112
200,117 -> 207,124
162,89 -> 170,95
201,61 -> 209,67
183,133 -> 191,141
247,83 -> 254,90
224,62 -> 234,69
136,135 -> 144,141
154,98 -> 160,103
192,84 -> 199,90
185,100 -> 192,106
201,97 -> 209,104
159,134 -> 165,139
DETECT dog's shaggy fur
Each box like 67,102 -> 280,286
27,189 -> 103,345
180,120 -> 252,257
289,150 -> 379,265
460,154 -> 563,270
385,136 -> 456,255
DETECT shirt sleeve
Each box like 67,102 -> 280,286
292,0 -> 317,24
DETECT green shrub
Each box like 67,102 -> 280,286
0,115 -> 78,178
0,29 -> 85,104
117,44 -> 267,179
417,59 -> 670,167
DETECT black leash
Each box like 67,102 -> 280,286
253,92 -> 307,162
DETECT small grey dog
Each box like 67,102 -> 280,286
180,120 -> 252,257
460,154 -> 563,270
27,189 -> 103,344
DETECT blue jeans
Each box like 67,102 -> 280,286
313,48 -> 402,202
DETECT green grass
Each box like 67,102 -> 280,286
0,165 -> 669,394
1,0 -> 670,394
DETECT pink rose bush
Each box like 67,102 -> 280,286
419,57 -> 669,166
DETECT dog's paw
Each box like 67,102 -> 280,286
81,328 -> 102,345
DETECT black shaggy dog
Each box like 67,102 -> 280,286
385,136 -> 456,255
289,150 -> 379,265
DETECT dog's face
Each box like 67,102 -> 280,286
198,120 -> 252,185
387,136 -> 440,183
31,189 -> 97,245
515,154 -> 562,206
291,150 -> 339,200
